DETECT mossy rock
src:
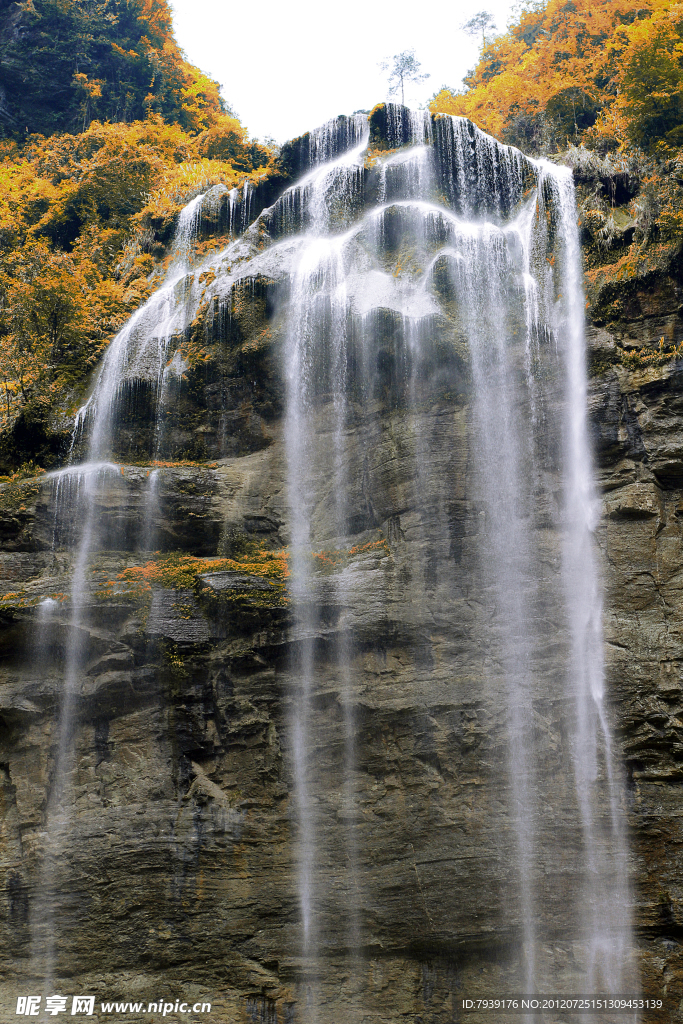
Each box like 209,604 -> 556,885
369,104 -> 414,151
278,114 -> 364,178
0,414 -> 69,475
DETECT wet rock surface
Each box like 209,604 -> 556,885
0,362 -> 680,1021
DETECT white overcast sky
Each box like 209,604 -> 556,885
169,0 -> 520,144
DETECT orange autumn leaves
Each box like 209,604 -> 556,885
0,117 -> 271,436
117,550 -> 291,593
431,0 -> 683,155
0,240 -> 105,423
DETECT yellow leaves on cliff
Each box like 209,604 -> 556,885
116,549 -> 290,594
1,116 -> 265,252
0,160 -> 59,250
431,0 -> 633,137
0,120 -> 180,256
617,2 -> 683,151
312,539 -> 391,571
178,69 -> 228,135
0,239 -> 125,428
2,242 -> 93,361
430,0 -> 683,154
139,155 -> 239,223
72,73 -> 105,132
0,115 -> 274,438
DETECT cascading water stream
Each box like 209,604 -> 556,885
282,121 -> 369,1009
29,461 -> 122,990
549,164 -> 634,992
27,182 -> 247,991
28,105 -> 637,1018
275,108 -> 636,1015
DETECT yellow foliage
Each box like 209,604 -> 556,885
430,0 -> 683,155
0,116 -> 276,443
118,549 -> 290,589
106,549 -> 290,608
311,539 -> 391,571
622,335 -> 683,368
0,239 -> 117,427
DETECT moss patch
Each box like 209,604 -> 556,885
311,538 -> 390,573
115,546 -> 288,595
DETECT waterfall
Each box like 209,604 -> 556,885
29,460 -> 123,987
27,185 -> 228,985
550,165 -> 634,991
28,105 -> 636,1016
274,107 -> 635,1010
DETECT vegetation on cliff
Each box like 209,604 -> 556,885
0,0 -> 233,138
0,0 -> 276,469
431,0 -> 683,156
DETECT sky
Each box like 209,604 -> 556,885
169,0 -> 521,144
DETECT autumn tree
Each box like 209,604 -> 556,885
0,242 -> 94,416
380,50 -> 430,107
619,3 -> 683,151
462,10 -> 497,46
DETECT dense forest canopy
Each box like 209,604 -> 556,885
430,0 -> 683,155
0,0 -> 231,136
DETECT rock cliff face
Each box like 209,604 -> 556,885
0,108 -> 681,1023
589,293 -> 683,1018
